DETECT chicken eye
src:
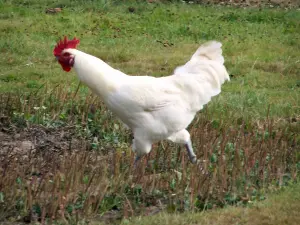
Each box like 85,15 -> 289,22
62,52 -> 70,57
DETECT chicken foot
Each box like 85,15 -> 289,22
185,139 -> 197,164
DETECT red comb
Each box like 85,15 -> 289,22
53,36 -> 80,57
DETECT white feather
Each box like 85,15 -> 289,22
63,41 -> 230,158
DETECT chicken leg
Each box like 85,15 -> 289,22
132,135 -> 152,168
167,129 -> 197,164
185,139 -> 197,164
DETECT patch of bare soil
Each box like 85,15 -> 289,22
0,123 -> 84,154
0,122 -> 90,181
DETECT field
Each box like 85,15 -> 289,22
0,0 -> 299,224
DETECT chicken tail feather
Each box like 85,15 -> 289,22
191,41 -> 225,64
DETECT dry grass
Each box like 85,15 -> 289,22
0,88 -> 298,223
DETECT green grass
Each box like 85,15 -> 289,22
1,0 -> 299,121
116,181 -> 300,225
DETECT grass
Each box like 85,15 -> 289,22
0,0 -> 299,120
117,181 -> 300,225
0,0 -> 299,224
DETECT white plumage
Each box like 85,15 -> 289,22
58,40 -> 230,164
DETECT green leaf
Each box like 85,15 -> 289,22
16,177 -> 22,185
211,120 -> 220,129
0,192 -> 4,203
170,178 -> 176,190
210,153 -> 217,163
83,175 -> 89,184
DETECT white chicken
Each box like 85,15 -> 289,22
53,37 -> 230,164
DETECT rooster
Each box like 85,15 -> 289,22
53,37 -> 229,165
